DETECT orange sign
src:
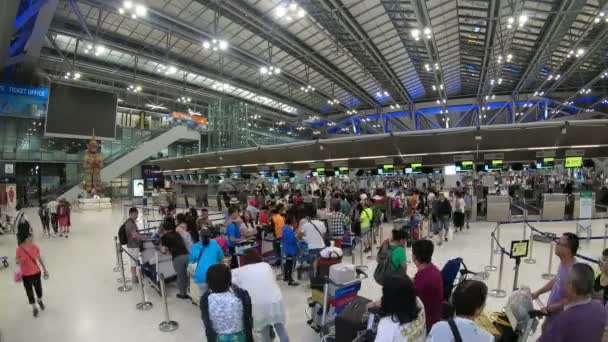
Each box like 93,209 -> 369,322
172,111 -> 208,125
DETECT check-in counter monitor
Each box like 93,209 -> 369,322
542,193 -> 566,220
486,195 -> 511,222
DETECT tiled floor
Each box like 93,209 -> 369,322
0,206 -> 605,341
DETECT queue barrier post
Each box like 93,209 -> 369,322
522,210 -> 528,240
488,248 -> 507,298
485,232 -> 497,272
604,224 -> 608,251
113,236 -> 122,272
117,244 -> 132,293
158,273 -> 179,332
494,224 -> 502,255
541,241 -> 556,280
367,224 -> 376,260
524,228 -> 536,264
136,257 -> 153,311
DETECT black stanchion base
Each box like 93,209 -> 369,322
159,320 -> 179,332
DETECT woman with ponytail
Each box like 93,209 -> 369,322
189,229 -> 226,295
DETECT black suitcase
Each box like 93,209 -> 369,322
335,296 -> 371,342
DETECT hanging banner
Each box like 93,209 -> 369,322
0,83 -> 49,118
6,184 -> 17,209
579,191 -> 592,229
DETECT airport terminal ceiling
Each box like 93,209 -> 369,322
31,0 -> 608,140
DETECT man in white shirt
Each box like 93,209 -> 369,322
47,198 -> 59,236
299,218 -> 327,252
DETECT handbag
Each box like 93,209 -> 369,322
309,219 -> 331,247
187,245 -> 205,277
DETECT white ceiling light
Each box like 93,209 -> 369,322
301,85 -> 315,92
127,84 -> 142,93
119,1 -> 146,18
506,53 -> 513,62
507,16 -> 514,29
63,71 -> 81,80
383,91 -> 389,97
411,28 -> 421,41
177,96 -> 191,103
260,65 -> 281,76
145,103 -> 167,110
275,2 -> 306,22
518,14 -> 528,27
202,39 -> 229,52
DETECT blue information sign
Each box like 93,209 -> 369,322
0,83 -> 50,118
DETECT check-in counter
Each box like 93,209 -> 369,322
542,193 -> 566,220
486,195 -> 511,222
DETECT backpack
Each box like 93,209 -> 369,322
118,220 -> 129,245
373,244 -> 403,285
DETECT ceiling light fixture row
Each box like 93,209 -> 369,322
435,99 -> 447,105
533,91 -> 545,96
300,85 -> 315,93
547,74 -> 561,81
593,11 -> 607,24
260,65 -> 281,76
506,14 -> 528,29
63,71 -> 81,80
83,44 -> 106,56
601,71 -> 608,79
579,88 -> 592,95
202,39 -> 228,52
177,96 -> 191,103
251,114 -> 262,120
496,53 -> 513,64
424,63 -> 440,72
489,78 -> 503,86
375,91 -> 389,97
431,84 -> 444,91
156,64 -> 178,75
127,84 -> 142,93
346,109 -> 358,115
411,27 -> 432,41
389,104 -> 401,110
566,48 -> 586,58
327,99 -> 340,105
275,2 -> 307,22
118,1 -> 147,19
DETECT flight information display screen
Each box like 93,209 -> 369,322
565,156 -> 582,168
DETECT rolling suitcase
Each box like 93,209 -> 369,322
335,296 -> 371,342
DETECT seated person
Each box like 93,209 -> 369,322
539,263 -> 607,342
374,275 -> 426,341
427,280 -> 493,342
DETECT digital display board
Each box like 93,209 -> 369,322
565,156 -> 583,168
456,161 -> 474,172
132,179 -> 145,197
231,172 -> 241,179
382,164 -> 394,175
259,170 -> 271,178
315,168 -> 326,176
339,167 -> 349,174
537,157 -> 555,169
411,163 -> 423,173
485,160 -> 503,171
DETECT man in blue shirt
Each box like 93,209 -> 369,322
282,216 -> 299,286
225,206 -> 241,268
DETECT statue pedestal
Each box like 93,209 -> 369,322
78,198 -> 112,210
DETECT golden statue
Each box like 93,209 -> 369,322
81,131 -> 104,194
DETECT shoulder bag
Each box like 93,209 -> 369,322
447,319 -> 463,342
308,219 -> 331,247
14,246 -> 38,283
187,245 -> 205,276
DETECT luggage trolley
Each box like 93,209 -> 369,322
307,266 -> 368,342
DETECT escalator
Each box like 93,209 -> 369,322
60,125 -> 199,201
